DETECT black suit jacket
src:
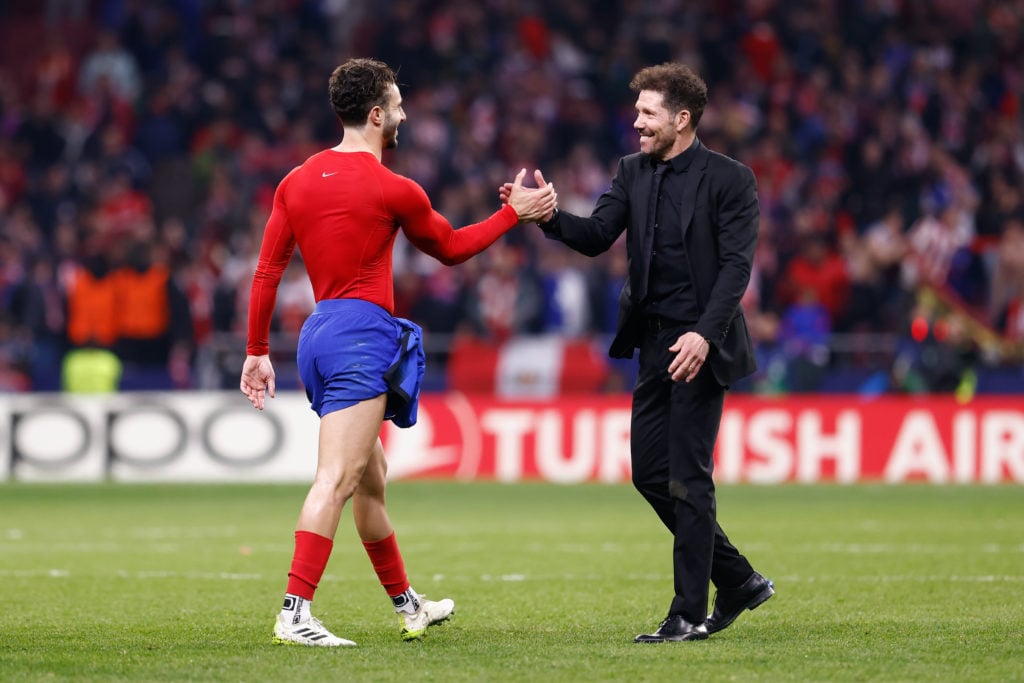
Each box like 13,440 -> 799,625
539,140 -> 759,387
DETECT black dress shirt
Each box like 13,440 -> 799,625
644,139 -> 700,324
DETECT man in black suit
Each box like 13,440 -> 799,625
515,63 -> 774,642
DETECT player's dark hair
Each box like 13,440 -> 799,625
630,63 -> 708,129
328,58 -> 397,126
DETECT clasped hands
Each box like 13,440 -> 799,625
501,169 -> 558,224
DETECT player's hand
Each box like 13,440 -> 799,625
499,170 -> 557,223
240,354 -> 276,410
499,169 -> 551,201
667,332 -> 709,383
503,168 -> 557,223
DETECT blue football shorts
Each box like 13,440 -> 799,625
297,298 -> 401,418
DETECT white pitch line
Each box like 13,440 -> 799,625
772,574 -> 1024,584
115,570 -> 266,580
3,568 -> 1023,584
792,543 -> 1024,554
0,542 -> 125,552
102,526 -> 241,540
3,540 -> 1020,556
0,569 -> 70,578
0,541 -> 294,553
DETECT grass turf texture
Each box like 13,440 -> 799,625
1,482 -> 1022,682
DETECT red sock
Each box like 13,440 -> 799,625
362,532 -> 410,597
286,530 -> 334,600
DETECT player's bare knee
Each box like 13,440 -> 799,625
313,468 -> 361,503
354,472 -> 386,499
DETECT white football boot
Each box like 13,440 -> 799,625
399,596 -> 455,641
273,614 -> 357,647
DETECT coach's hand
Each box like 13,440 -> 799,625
668,332 -> 709,383
240,354 -> 276,410
504,168 -> 557,224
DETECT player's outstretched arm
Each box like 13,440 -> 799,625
397,169 -> 555,265
240,354 -> 276,411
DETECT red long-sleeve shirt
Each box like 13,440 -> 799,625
246,149 -> 518,355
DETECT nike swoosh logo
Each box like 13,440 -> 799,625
322,171 -> 338,177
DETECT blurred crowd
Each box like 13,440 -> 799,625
0,0 -> 1022,395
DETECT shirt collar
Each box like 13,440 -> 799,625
651,137 -> 699,173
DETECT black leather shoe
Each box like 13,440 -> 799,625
634,615 -> 708,643
705,571 -> 775,634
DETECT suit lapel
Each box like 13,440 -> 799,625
678,142 -> 709,240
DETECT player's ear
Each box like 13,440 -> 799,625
369,105 -> 384,126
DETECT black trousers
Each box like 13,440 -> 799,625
630,322 -> 754,623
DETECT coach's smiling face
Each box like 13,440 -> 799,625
634,89 -> 691,161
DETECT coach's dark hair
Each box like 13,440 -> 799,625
328,58 -> 397,126
630,63 -> 708,129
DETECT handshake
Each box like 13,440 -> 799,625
501,169 -> 558,225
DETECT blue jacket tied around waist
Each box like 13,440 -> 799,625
383,317 -> 425,428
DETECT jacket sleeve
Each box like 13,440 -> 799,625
538,158 -> 631,256
694,162 -> 759,348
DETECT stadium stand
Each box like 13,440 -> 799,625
0,0 -> 1021,395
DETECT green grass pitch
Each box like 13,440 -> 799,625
1,482 -> 1022,682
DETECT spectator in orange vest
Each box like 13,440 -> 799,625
64,250 -> 118,349
114,239 -> 193,389
62,248 -> 121,393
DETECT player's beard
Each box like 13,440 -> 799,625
383,111 -> 400,149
